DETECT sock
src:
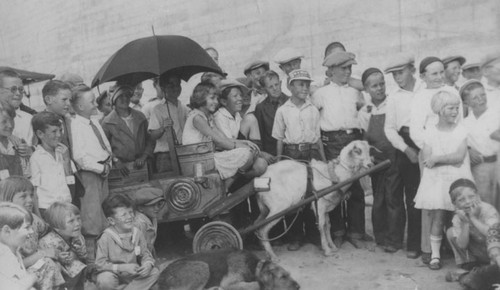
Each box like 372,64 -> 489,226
430,235 -> 442,259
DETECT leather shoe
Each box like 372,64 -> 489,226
406,250 -> 420,259
333,236 -> 344,248
421,252 -> 431,264
361,233 -> 374,242
384,245 -> 399,253
346,237 -> 364,249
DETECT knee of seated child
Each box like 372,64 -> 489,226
253,157 -> 268,175
96,271 -> 119,290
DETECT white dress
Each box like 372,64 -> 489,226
182,109 -> 252,179
414,124 -> 473,211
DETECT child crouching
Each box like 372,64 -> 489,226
39,202 -> 89,290
96,194 -> 159,290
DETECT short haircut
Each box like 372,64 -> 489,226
0,176 -> 34,203
159,74 -> 181,89
42,80 -> 72,105
0,202 -> 32,230
324,42 -> 346,57
200,72 -> 223,84
44,202 -> 80,230
70,84 -> 92,107
220,86 -> 243,102
190,82 -> 216,109
430,90 -> 460,115
460,82 -> 484,102
258,70 -> 280,88
102,194 -> 134,218
449,178 -> 477,203
32,111 -> 62,136
0,70 -> 21,87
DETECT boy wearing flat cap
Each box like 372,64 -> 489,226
442,55 -> 466,91
312,51 -> 370,249
462,62 -> 482,81
273,47 -> 304,96
409,56 -> 464,264
130,187 -> 166,257
272,69 -> 326,251
243,60 -> 269,114
461,80 -> 500,208
481,53 -> 500,111
383,54 -> 423,259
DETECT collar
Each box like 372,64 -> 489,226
283,98 -> 313,109
365,98 -> 387,112
74,114 -> 92,124
329,81 -> 350,88
35,143 -> 66,156
264,93 -> 288,105
218,107 -> 242,122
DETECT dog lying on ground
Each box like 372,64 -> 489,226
158,249 -> 300,290
256,140 -> 373,260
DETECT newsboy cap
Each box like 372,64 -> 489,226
288,69 -> 313,85
384,54 -> 415,74
322,51 -> 357,67
243,60 -> 269,75
442,55 -> 466,66
274,48 -> 304,65
462,62 -> 481,71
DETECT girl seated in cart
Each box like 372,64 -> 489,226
182,81 -> 267,189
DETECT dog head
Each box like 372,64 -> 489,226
255,260 -> 300,290
343,140 -> 373,170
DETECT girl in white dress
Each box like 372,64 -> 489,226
414,90 -> 473,270
182,82 -> 266,187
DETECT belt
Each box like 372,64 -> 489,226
285,143 -> 319,151
321,129 -> 362,142
482,155 -> 497,163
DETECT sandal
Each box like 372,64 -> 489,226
428,257 -> 441,270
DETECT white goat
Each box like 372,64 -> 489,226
255,140 -> 373,260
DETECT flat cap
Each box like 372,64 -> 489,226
220,79 -> 250,96
384,54 -> 415,74
59,72 -> 84,87
322,51 -> 357,67
273,48 -> 304,65
288,69 -> 313,85
458,79 -> 483,99
462,62 -> 481,71
419,56 -> 443,74
110,85 -> 134,105
129,187 -> 165,206
243,60 -> 269,75
442,55 -> 466,66
481,53 -> 500,68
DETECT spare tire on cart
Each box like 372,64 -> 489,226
192,221 -> 243,253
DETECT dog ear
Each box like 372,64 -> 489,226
256,260 -> 274,287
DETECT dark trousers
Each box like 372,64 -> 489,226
282,146 -> 321,242
322,130 -> 366,238
393,150 -> 421,251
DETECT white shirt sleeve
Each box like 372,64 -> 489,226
409,95 -> 426,149
384,96 -> 408,152
71,119 -> 105,174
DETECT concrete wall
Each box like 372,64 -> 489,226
1,0 -> 499,108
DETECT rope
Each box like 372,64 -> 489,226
254,208 -> 302,242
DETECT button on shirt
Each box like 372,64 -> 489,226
13,109 -> 34,145
358,99 -> 387,131
214,107 -> 242,139
272,99 -> 321,144
71,115 -> 112,174
384,79 -> 425,152
312,82 -> 363,131
148,100 -> 188,153
30,144 -> 71,209
409,85 -> 463,149
463,108 -> 500,156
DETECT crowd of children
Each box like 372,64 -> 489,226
0,43 -> 500,289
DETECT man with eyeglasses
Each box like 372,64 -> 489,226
0,70 -> 34,163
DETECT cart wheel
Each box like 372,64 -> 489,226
192,221 -> 243,253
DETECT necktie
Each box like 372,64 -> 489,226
89,120 -> 109,153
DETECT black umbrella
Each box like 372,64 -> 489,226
0,66 -> 55,85
91,35 -> 223,87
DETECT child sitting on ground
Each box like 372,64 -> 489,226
96,194 -> 159,290
446,179 -> 500,276
0,176 -> 65,290
39,202 -> 89,290
129,187 -> 166,257
0,202 -> 37,290
30,111 -> 73,213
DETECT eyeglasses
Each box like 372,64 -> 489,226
0,86 -> 25,95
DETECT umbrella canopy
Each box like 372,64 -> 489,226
91,35 -> 223,87
0,66 -> 55,85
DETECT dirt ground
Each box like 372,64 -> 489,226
155,197 -> 464,290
